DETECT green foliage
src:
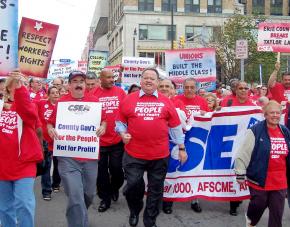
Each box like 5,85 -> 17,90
212,14 -> 276,83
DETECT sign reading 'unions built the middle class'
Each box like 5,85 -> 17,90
53,102 -> 102,159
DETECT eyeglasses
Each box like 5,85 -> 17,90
207,99 -> 215,102
238,87 -> 249,90
159,85 -> 171,88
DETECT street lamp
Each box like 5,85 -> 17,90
133,28 -> 137,57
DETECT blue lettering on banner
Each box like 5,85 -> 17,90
168,127 -> 208,173
204,125 -> 237,170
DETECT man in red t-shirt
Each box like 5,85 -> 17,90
268,62 -> 290,104
220,81 -> 256,108
175,78 -> 208,213
91,69 -> 126,212
29,77 -> 47,101
47,71 -> 106,227
175,78 -> 209,119
116,68 -> 187,227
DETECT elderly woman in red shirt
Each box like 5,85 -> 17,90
235,100 -> 290,227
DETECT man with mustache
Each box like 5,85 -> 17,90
91,69 -> 126,212
116,68 -> 187,227
47,71 -> 107,227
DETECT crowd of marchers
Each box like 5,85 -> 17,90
0,61 -> 290,227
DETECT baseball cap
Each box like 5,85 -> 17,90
68,71 -> 86,81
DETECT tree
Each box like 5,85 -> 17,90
211,14 -> 276,84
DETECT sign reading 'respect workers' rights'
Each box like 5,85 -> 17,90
53,102 -> 102,159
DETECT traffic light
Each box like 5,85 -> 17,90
173,40 -> 178,49
179,35 -> 186,48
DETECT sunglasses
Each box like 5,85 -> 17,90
238,87 -> 249,90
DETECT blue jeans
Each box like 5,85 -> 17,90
0,178 -> 35,227
41,142 -> 52,196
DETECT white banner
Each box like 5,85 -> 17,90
53,102 -> 102,159
164,106 -> 264,201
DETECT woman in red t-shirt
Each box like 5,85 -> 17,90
37,86 -> 60,200
0,72 -> 43,227
235,100 -> 290,227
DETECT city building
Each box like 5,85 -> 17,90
81,0 -> 109,60
84,0 -> 290,70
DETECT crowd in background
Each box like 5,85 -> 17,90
1,61 -> 290,227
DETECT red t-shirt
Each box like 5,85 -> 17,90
118,91 -> 181,160
170,96 -> 186,112
175,95 -> 209,118
29,88 -> 47,101
250,127 -> 288,191
269,82 -> 290,103
220,96 -> 256,107
37,100 -> 55,150
92,86 -> 126,146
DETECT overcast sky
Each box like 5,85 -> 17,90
19,0 -> 97,61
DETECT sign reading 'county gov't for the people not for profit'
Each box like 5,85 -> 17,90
53,102 -> 102,159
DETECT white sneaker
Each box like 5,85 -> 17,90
245,214 -> 256,227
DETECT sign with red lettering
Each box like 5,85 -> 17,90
53,102 -> 102,159
77,60 -> 88,74
18,17 -> 59,78
257,22 -> 290,52
165,48 -> 216,92
122,57 -> 155,84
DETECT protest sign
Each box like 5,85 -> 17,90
163,106 -> 264,201
77,60 -> 88,74
122,57 -> 155,84
53,102 -> 102,159
257,22 -> 290,52
0,0 -> 18,76
87,50 -> 108,76
18,17 -> 59,78
48,59 -> 77,80
165,48 -> 216,91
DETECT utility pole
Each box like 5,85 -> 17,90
170,0 -> 174,50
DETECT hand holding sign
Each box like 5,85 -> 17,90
179,150 -> 188,164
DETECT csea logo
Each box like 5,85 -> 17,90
68,105 -> 90,114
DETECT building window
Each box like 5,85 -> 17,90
138,0 -> 154,11
270,0 -> 282,15
161,0 -> 177,12
252,0 -> 265,15
139,25 -> 176,41
185,0 -> 200,13
185,26 -> 221,43
139,52 -> 165,68
207,0 -> 222,13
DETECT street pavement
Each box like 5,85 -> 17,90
35,178 -> 290,227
